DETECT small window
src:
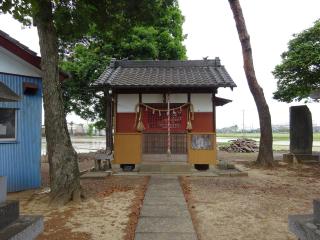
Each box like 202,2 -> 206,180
0,109 -> 16,141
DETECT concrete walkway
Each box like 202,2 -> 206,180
135,176 -> 197,240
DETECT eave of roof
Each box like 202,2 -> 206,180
215,96 -> 232,106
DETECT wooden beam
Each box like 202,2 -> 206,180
139,93 -> 142,103
113,87 -> 219,94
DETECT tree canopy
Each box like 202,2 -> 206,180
0,0 -> 186,203
60,0 -> 186,126
273,19 -> 320,102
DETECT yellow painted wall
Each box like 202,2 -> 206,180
114,133 -> 142,164
187,133 -> 217,164
114,132 -> 217,165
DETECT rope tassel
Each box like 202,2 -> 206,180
134,104 -> 145,132
186,104 -> 194,131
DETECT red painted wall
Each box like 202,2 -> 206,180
116,112 -> 214,133
191,112 -> 214,132
116,113 -> 136,132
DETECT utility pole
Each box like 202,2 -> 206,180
70,121 -> 74,136
242,109 -> 245,137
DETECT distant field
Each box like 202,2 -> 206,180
216,132 -> 320,151
217,132 -> 320,141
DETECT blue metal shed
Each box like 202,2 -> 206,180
0,30 -> 43,192
0,74 -> 42,192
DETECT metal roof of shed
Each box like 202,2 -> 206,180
0,30 -> 41,69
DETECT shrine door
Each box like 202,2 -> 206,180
141,103 -> 188,154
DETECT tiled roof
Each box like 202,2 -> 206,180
310,89 -> 320,100
95,58 -> 236,90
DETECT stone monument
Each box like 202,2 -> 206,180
0,176 -> 44,239
289,199 -> 320,240
0,176 -> 6,203
283,105 -> 320,163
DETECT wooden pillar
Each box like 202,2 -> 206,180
105,88 -> 113,151
113,93 -> 117,134
212,92 -> 216,132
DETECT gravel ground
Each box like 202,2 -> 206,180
181,152 -> 320,240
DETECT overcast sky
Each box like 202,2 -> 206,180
0,0 -> 319,129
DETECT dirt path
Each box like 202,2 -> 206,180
181,152 -> 320,240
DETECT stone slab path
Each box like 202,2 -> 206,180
135,176 -> 197,240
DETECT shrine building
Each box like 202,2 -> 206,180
95,58 -> 236,171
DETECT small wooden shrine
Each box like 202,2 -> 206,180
95,58 -> 236,170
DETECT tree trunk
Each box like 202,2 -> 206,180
34,0 -> 82,204
228,0 -> 274,167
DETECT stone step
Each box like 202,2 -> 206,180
142,154 -> 187,163
0,215 -> 43,240
0,201 -> 19,230
139,163 -> 192,173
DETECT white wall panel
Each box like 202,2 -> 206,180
117,94 -> 139,112
170,93 -> 187,103
0,47 -> 41,77
142,93 -> 188,103
142,94 -> 163,103
191,93 -> 212,112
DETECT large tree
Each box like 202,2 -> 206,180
35,1 -> 83,204
0,0 -> 119,204
60,0 -> 186,124
228,0 -> 274,167
273,20 -> 320,102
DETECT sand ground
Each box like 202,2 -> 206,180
7,151 -> 320,240
8,175 -> 149,240
181,151 -> 320,240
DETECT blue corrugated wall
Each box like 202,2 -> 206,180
0,73 -> 42,192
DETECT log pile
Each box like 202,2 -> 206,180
219,138 -> 259,153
